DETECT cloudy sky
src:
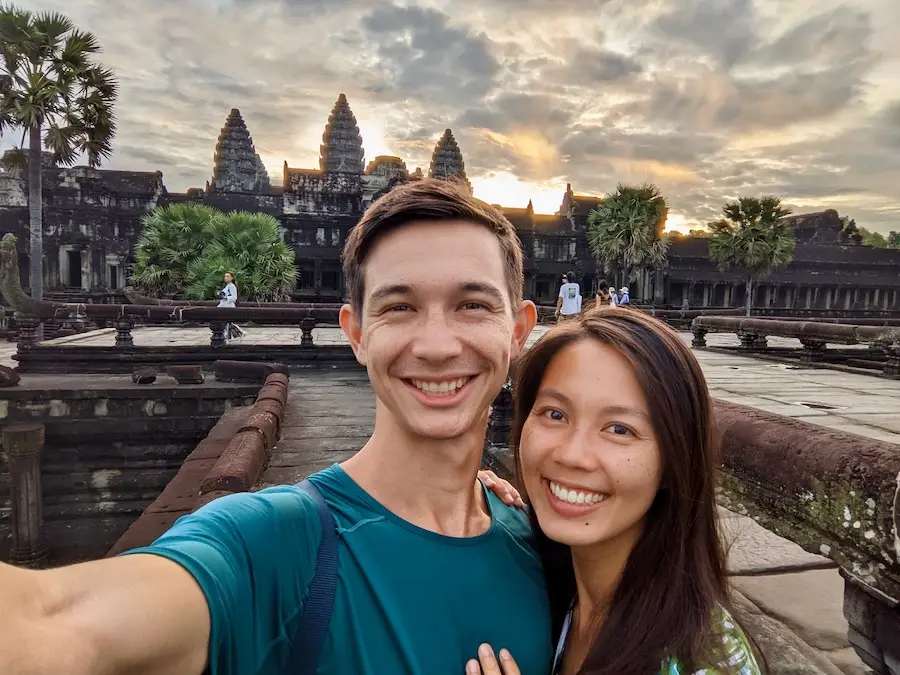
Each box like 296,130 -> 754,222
10,0 -> 900,233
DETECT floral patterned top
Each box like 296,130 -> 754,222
553,606 -> 761,674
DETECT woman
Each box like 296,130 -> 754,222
594,280 -> 617,308
468,308 -> 761,675
217,271 -> 243,341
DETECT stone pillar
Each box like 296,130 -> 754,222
113,317 -> 134,348
2,423 -> 47,567
15,316 -> 41,350
300,317 -> 315,347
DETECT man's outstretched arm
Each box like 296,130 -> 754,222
0,554 -> 209,675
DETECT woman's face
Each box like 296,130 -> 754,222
520,339 -> 663,550
224,273 -> 233,283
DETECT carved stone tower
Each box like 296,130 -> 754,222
428,129 -> 471,191
319,93 -> 365,173
210,109 -> 270,193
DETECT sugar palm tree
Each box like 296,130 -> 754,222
708,196 -> 795,316
0,5 -> 117,300
587,183 -> 669,297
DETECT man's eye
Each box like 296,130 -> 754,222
461,302 -> 486,310
389,305 -> 410,312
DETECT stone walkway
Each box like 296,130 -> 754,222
14,324 -> 898,672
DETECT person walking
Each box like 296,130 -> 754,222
555,272 -> 581,322
217,271 -> 244,342
619,285 -> 631,306
594,279 -> 617,309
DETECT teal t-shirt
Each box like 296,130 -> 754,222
124,464 -> 552,675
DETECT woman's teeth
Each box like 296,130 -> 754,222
411,377 -> 471,396
549,480 -> 608,505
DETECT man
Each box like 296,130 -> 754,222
555,271 -> 581,321
0,179 -> 550,675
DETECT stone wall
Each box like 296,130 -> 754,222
0,377 -> 259,564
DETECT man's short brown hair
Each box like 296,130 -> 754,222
342,178 -> 524,312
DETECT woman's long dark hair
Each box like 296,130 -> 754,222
510,308 -> 731,675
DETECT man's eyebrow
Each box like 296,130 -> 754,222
368,283 -> 413,306
458,282 -> 506,304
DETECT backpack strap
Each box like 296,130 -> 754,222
285,478 -> 339,675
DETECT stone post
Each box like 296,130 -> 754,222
486,385 -> 514,447
113,317 -> 134,348
2,423 -> 47,567
209,321 -> 226,348
15,315 -> 41,350
300,317 -> 316,347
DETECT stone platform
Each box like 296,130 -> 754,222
10,324 -> 899,672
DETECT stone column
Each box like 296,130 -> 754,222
2,423 -> 47,567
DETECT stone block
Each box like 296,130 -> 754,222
200,430 -> 268,494
165,365 -> 205,384
256,383 -> 287,406
0,364 -> 20,387
193,490 -> 233,510
214,360 -> 289,384
241,410 -> 280,449
185,437 -> 230,462
131,368 -> 157,385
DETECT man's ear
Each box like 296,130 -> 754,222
510,299 -> 537,360
339,304 -> 367,366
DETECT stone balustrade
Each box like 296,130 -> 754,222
715,400 -> 900,674
691,316 -> 899,377
1,423 -> 48,568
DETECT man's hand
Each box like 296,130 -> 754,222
465,644 -> 521,675
477,470 -> 525,508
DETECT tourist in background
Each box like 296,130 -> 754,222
594,279 -> 617,308
619,285 -> 630,306
217,271 -> 244,342
468,308 -> 761,675
555,271 -> 581,322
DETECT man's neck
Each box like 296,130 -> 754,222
340,403 -> 491,538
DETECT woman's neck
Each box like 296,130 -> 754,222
569,522 -> 643,631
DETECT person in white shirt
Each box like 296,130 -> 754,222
217,271 -> 244,342
555,272 -> 581,321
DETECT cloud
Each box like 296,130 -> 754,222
1,0 -> 897,234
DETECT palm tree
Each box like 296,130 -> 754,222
131,203 -> 222,297
131,203 -> 298,301
587,183 -> 669,298
183,211 -> 298,301
0,5 -> 117,301
708,196 -> 795,316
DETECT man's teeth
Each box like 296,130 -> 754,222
549,480 -> 608,505
411,377 -> 471,396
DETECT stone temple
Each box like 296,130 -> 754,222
0,92 -> 899,311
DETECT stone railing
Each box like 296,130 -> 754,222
691,316 -> 899,378
715,401 -> 900,675
122,287 -> 343,313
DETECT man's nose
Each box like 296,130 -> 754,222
409,310 -> 463,362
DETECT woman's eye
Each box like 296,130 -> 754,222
608,424 -> 631,436
544,409 -> 565,422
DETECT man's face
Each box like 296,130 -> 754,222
340,220 -> 536,440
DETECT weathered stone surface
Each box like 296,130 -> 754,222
132,368 -> 157,385
0,364 -> 19,387
733,569 -> 851,651
200,430 -> 268,494
214,359 -> 289,384
722,511 -> 834,574
165,365 -> 205,384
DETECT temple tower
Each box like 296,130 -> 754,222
428,129 -> 471,191
319,93 -> 365,173
210,108 -> 270,193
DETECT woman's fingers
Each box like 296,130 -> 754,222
477,471 -> 525,508
467,644 -> 521,675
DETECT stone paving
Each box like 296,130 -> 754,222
13,323 -> 898,672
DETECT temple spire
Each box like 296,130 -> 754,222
319,93 -> 365,173
428,129 -> 470,191
210,108 -> 270,193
